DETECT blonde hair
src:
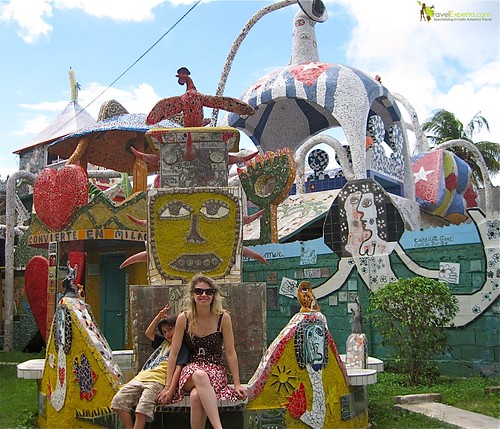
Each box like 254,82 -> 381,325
183,273 -> 224,330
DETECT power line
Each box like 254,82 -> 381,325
41,1 -> 202,145
81,0 -> 202,113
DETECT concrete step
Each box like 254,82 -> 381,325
394,394 -> 500,429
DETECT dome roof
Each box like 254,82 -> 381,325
226,61 -> 402,154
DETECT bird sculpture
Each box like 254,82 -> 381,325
146,67 -> 255,127
297,281 -> 320,312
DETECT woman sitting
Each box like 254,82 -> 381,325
157,274 -> 247,429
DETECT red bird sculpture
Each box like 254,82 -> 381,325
146,67 -> 255,127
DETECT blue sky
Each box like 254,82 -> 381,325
0,0 -> 498,182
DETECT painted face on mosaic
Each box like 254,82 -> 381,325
324,179 -> 405,258
344,191 -> 383,257
149,188 -> 240,280
304,323 -> 325,370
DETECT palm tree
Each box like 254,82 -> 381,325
422,109 -> 500,187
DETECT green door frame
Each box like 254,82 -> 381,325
100,252 -> 128,350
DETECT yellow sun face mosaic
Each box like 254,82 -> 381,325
149,187 -> 242,281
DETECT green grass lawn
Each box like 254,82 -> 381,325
1,352 -> 499,429
0,352 -> 44,429
368,372 -> 500,428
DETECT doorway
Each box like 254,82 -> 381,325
100,253 -> 127,350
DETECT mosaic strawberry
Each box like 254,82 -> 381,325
33,164 -> 89,231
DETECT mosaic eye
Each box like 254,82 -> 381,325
361,198 -> 373,208
349,196 -> 360,205
200,199 -> 230,219
159,200 -> 193,219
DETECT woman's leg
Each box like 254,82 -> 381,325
188,370 -> 223,429
189,388 -> 207,429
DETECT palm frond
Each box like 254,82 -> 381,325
464,112 -> 490,139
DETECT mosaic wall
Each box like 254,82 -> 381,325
243,207 -> 500,376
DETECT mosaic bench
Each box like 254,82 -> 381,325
149,386 -> 247,429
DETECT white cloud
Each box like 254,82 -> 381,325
13,114 -> 52,136
0,0 -> 189,43
78,82 -> 161,117
20,100 -> 69,112
0,0 -> 53,43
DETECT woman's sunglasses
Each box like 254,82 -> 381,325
193,287 -> 217,296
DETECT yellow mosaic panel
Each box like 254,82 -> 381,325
149,187 -> 242,281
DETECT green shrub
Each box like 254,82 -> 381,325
369,277 -> 459,385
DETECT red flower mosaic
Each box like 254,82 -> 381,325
285,382 -> 307,418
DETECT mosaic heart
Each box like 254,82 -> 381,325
34,164 -> 89,231
25,256 -> 48,342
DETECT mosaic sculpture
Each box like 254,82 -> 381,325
245,310 -> 368,428
412,149 -> 479,224
48,99 -> 180,178
297,281 -> 320,312
345,297 -> 368,370
38,264 -> 122,428
238,149 -> 296,245
147,67 -> 255,127
224,0 -> 417,226
121,125 -> 268,283
25,256 -> 49,342
33,164 -> 89,231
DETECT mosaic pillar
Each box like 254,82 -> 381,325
345,333 -> 368,369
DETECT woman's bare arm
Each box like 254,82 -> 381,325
222,312 -> 247,399
164,312 -> 186,389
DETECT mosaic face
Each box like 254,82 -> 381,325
304,323 -> 326,370
149,188 -> 241,280
294,317 -> 328,370
324,179 -> 405,258
345,191 -> 384,257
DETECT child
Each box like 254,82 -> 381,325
111,305 -> 189,429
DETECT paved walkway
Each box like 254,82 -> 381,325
395,394 -> 500,429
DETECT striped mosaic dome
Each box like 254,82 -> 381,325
226,61 -> 402,154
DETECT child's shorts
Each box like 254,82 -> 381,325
111,379 -> 164,422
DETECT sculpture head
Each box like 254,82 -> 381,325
149,188 -> 241,281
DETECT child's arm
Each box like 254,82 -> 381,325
145,304 -> 170,341
157,364 -> 182,404
156,314 -> 185,403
